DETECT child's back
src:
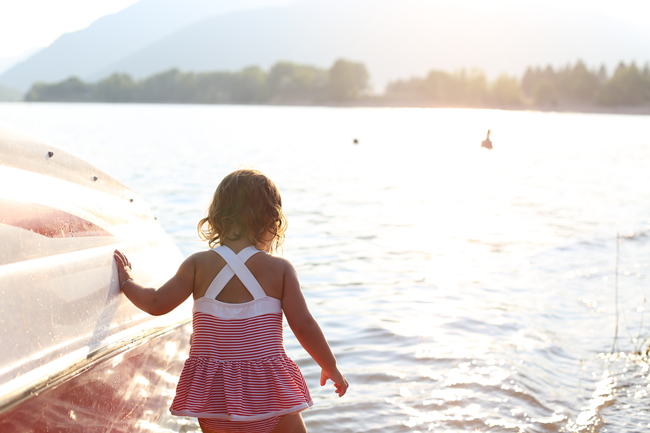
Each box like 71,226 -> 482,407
171,244 -> 312,433
114,169 -> 348,433
191,244 -> 288,303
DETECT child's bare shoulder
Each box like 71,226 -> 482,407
187,250 -> 224,268
259,253 -> 294,271
265,255 -> 299,280
266,253 -> 291,264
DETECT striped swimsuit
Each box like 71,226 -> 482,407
170,246 -> 313,433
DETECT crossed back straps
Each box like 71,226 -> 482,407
204,245 -> 266,300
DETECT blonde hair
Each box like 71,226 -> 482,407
198,169 -> 287,253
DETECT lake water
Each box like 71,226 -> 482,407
1,103 -> 650,432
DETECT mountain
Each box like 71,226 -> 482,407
0,48 -> 42,76
3,0 -> 650,92
89,0 -> 650,90
0,0 -> 295,91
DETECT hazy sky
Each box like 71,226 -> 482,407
0,0 -> 140,57
1,0 -> 649,59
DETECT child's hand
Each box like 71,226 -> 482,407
113,249 -> 134,290
320,368 -> 349,397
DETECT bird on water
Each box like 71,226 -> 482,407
481,130 -> 493,150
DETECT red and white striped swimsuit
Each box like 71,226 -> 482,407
170,246 -> 313,433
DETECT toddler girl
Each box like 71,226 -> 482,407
114,169 -> 348,433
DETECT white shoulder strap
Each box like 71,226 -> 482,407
204,246 -> 265,300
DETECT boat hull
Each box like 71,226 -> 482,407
0,321 -> 192,433
0,127 -> 192,431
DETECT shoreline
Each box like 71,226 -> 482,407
318,98 -> 650,116
2,99 -> 649,116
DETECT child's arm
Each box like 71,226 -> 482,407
282,261 -> 349,397
114,249 -> 195,316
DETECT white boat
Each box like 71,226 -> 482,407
0,126 -> 193,432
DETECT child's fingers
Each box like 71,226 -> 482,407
113,251 -> 124,269
114,250 -> 133,270
320,369 -> 349,397
113,250 -> 134,285
114,250 -> 125,266
114,250 -> 130,266
335,376 -> 349,397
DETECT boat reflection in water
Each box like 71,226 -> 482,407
0,127 -> 192,432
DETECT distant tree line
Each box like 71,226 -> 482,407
387,60 -> 650,107
386,69 -> 521,107
25,59 -> 650,108
24,59 -> 369,104
522,61 -> 650,106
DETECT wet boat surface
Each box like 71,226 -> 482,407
0,127 -> 191,432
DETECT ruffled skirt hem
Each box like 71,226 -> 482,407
170,401 -> 313,421
170,354 -> 312,418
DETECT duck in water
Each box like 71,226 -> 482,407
481,130 -> 493,150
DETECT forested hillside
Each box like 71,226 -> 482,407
25,59 -> 650,109
387,61 -> 650,107
25,60 -> 369,104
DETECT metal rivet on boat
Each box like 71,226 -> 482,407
154,216 -> 158,220
129,198 -> 134,202
92,176 -> 98,181
47,151 -> 54,158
